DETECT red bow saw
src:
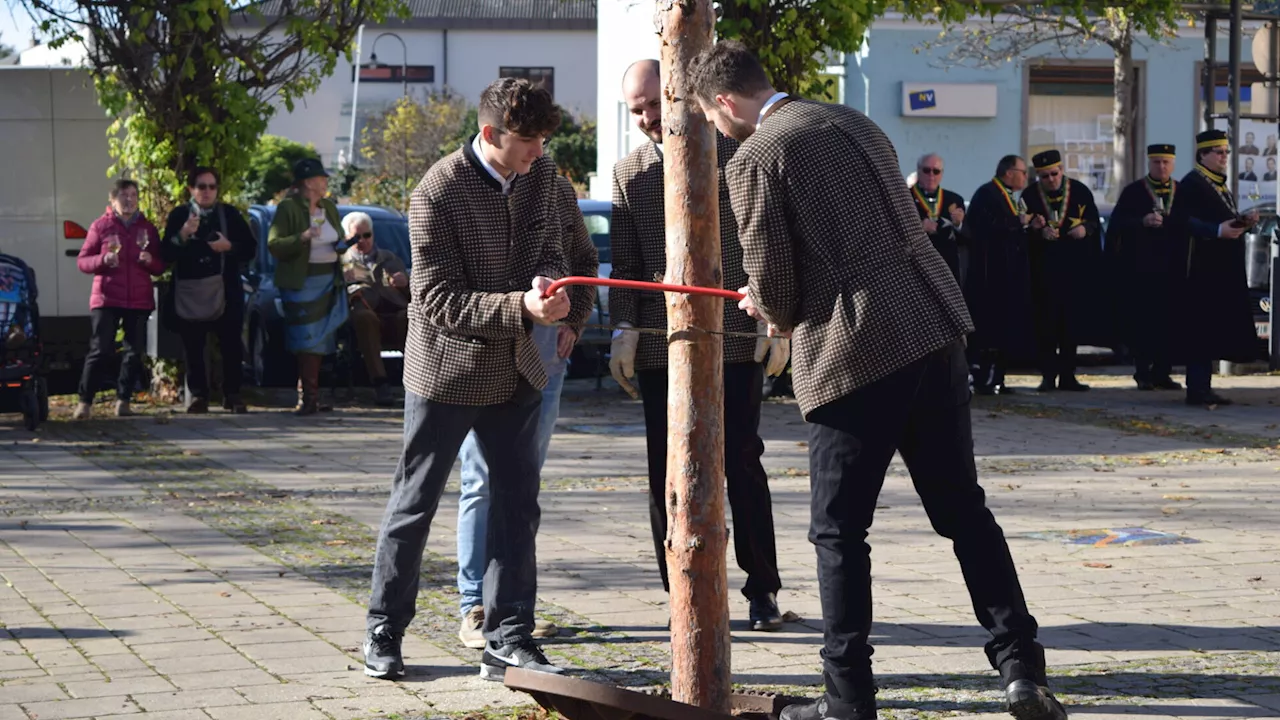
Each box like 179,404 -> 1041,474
543,276 -> 745,301
542,277 -> 768,339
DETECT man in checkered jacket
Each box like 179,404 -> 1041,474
364,78 -> 572,683
688,42 -> 1068,720
608,59 -> 788,631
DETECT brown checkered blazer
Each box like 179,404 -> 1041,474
554,175 -> 600,331
728,99 -> 973,416
403,141 -> 566,405
608,135 -> 757,372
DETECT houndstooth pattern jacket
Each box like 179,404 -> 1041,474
554,174 -> 600,331
608,134 -> 758,372
403,141 -> 566,405
727,99 -> 973,416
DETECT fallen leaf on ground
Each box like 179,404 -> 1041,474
183,449 -> 201,456
1248,576 -> 1263,582
1084,562 -> 1112,569
1162,495 -> 1196,501
219,591 -> 232,597
310,519 -> 337,525
1200,448 -> 1226,454
1161,507 -> 1180,515
1138,458 -> 1156,465
324,540 -> 348,546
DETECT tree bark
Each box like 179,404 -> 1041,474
656,0 -> 731,712
1112,14 -> 1136,202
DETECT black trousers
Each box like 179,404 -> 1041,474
1035,306 -> 1078,381
180,303 -> 244,400
972,348 -> 1007,391
636,362 -> 781,600
79,308 -> 148,403
806,340 -> 1041,701
367,384 -> 543,647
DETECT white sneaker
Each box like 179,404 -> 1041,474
72,402 -> 91,420
458,606 -> 485,649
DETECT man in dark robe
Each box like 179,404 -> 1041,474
964,155 -> 1037,394
910,152 -> 967,283
1167,129 -> 1260,405
1106,143 -> 1184,390
1021,149 -> 1103,392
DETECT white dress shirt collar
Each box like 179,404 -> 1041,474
757,91 -> 790,128
471,134 -> 514,195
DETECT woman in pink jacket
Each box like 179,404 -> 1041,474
72,179 -> 166,419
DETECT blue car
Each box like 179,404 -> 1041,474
241,203 -> 410,386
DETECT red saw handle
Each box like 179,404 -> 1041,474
543,276 -> 745,301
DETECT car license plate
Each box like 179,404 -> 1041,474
1257,321 -> 1271,340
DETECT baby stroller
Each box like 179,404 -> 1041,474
0,253 -> 49,430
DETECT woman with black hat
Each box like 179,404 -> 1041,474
267,158 -> 349,415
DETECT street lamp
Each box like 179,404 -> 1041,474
367,32 -> 409,209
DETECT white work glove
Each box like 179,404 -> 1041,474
608,323 -> 639,399
753,322 -> 791,377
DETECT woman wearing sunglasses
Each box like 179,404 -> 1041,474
161,167 -> 257,413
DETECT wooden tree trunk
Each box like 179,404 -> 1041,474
1111,14 -> 1136,201
656,0 -> 731,712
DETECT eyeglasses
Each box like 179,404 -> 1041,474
919,167 -> 942,175
195,183 -> 218,191
354,232 -> 373,239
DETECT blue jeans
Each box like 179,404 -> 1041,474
456,325 -> 566,614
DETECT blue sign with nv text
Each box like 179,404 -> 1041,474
909,89 -> 936,111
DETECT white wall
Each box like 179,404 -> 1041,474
261,26 -> 596,170
591,0 -> 661,200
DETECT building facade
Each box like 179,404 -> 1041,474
245,0 -> 597,170
592,7 -> 1276,211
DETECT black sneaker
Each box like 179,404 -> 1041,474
779,695 -> 876,720
363,625 -> 405,679
1187,390 -> 1232,406
1152,377 -> 1183,391
479,639 -> 565,681
749,593 -> 783,631
1006,679 -> 1068,720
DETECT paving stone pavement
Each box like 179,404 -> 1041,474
0,371 -> 1278,720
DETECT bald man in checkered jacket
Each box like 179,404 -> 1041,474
364,78 -> 574,684
688,42 -> 1068,720
608,59 -> 787,632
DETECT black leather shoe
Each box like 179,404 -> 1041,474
1135,380 -> 1155,391
1152,377 -> 1183,391
779,695 -> 876,720
974,384 -> 996,396
1006,679 -> 1068,720
363,625 -> 405,679
1187,391 -> 1232,406
1035,377 -> 1056,392
749,593 -> 783,631
1058,377 -> 1090,392
993,384 -> 1016,395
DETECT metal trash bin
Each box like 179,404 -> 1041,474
1246,231 -> 1271,289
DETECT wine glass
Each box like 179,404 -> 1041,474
136,229 -> 150,252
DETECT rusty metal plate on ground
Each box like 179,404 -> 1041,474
505,668 -> 801,720
1017,527 -> 1199,547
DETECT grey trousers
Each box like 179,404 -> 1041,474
367,383 -> 543,647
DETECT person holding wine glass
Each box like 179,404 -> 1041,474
73,179 -> 167,419
267,158 -> 349,415
161,167 -> 257,414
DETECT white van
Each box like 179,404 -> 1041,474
0,67 -> 113,393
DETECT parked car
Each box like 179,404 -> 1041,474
568,199 -> 613,379
241,203 -> 410,387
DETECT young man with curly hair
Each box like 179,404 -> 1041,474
363,77 -> 571,682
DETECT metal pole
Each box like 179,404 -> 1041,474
1230,0 -> 1243,202
657,0 -> 730,712
1205,14 -> 1217,132
348,24 -> 364,168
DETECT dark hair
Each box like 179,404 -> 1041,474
187,166 -> 219,188
477,78 -> 561,138
109,178 -> 139,200
687,40 -> 773,104
995,155 -> 1023,177
1196,147 -> 1214,162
